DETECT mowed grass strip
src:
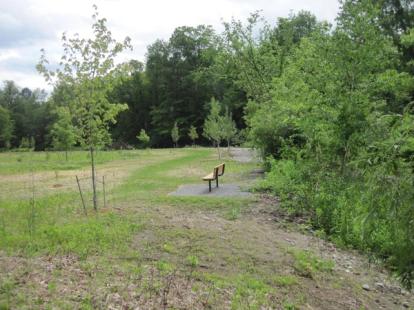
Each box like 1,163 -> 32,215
0,150 -> 141,175
0,149 -> 176,201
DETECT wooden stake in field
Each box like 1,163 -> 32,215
90,147 -> 98,211
76,175 -> 87,215
102,175 -> 106,208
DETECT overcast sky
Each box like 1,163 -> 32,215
0,0 -> 340,90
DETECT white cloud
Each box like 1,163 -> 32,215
0,0 -> 340,90
0,50 -> 20,63
0,69 -> 47,90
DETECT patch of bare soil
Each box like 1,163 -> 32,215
0,253 -> 233,309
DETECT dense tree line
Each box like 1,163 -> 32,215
0,81 -> 51,150
110,25 -> 246,147
0,0 -> 413,287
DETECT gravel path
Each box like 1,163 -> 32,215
169,184 -> 251,197
229,147 -> 258,163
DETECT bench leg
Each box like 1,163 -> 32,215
216,177 -> 218,188
208,180 -> 211,192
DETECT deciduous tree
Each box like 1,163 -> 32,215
50,107 -> 77,160
188,125 -> 198,146
221,109 -> 237,152
37,5 -> 131,210
203,98 -> 224,158
137,129 -> 150,149
171,122 -> 180,148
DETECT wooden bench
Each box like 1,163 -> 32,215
202,163 -> 225,192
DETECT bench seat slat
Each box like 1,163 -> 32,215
202,173 -> 215,180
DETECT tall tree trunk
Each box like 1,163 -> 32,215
65,150 -> 68,161
90,146 -> 97,211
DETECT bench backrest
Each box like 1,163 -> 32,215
213,163 -> 225,178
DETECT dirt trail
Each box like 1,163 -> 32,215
247,197 -> 413,309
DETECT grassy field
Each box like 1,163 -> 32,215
0,148 -> 412,309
